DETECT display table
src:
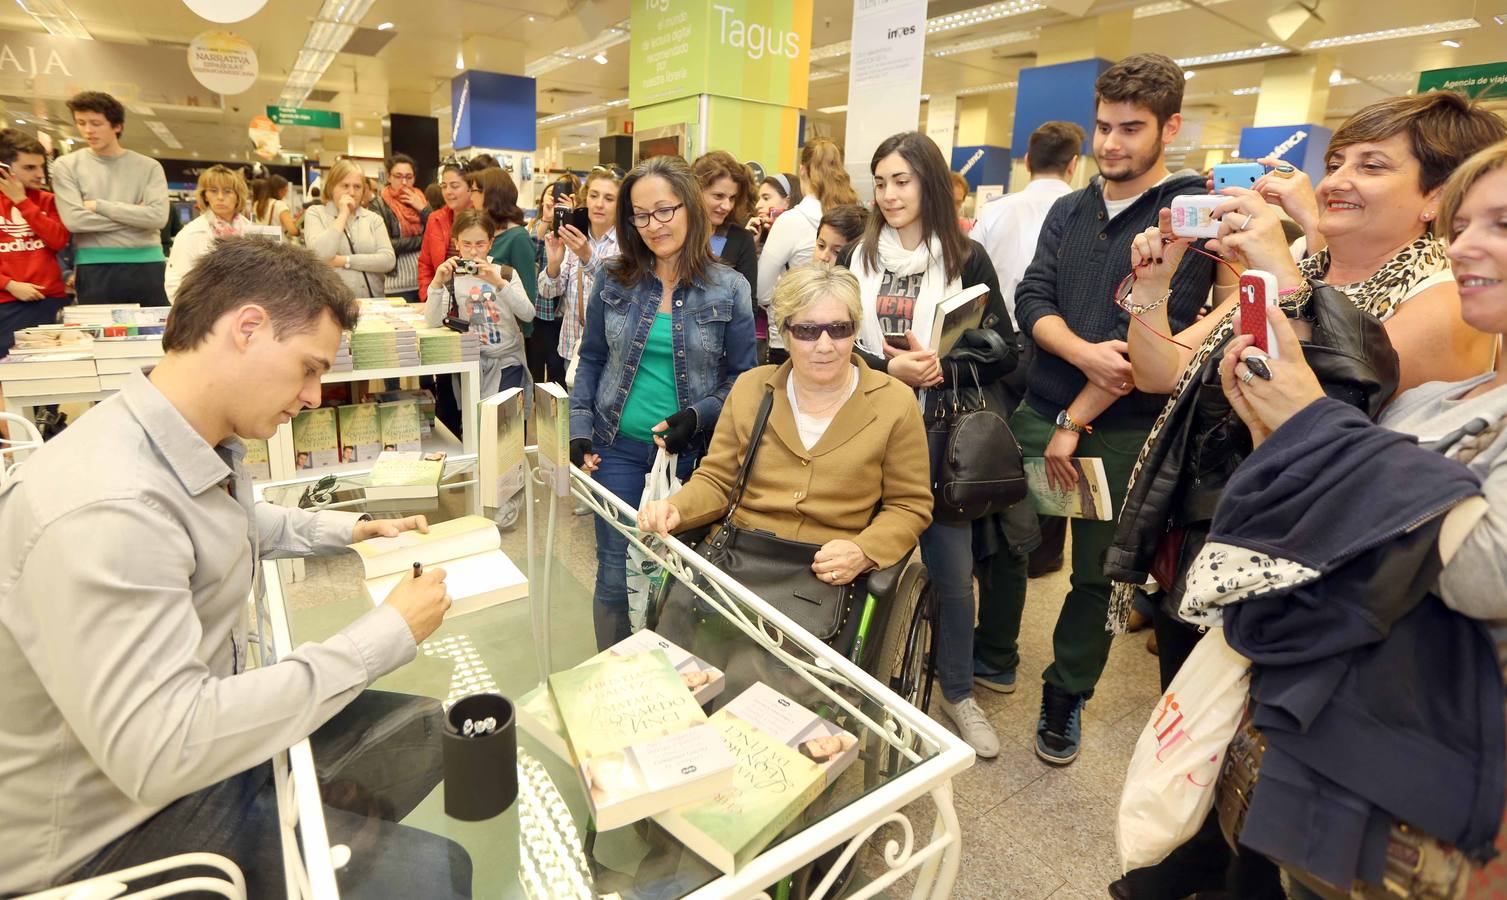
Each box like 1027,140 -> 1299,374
255,452 -> 972,900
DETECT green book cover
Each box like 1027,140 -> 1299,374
549,650 -> 732,829
337,403 -> 383,463
241,437 -> 270,480
291,407 -> 338,470
366,450 -> 446,489
377,400 -> 422,452
1023,456 -> 1114,521
661,711 -> 825,873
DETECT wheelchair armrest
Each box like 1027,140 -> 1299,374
865,548 -> 915,601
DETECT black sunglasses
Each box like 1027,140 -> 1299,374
784,320 -> 856,342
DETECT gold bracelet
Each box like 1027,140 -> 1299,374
1126,290 -> 1172,316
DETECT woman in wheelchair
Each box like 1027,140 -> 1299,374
638,262 -> 932,664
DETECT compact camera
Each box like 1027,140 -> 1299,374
454,259 -> 479,276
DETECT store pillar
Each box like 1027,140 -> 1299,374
1254,54 -> 1333,127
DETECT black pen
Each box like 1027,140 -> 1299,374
413,561 -> 423,578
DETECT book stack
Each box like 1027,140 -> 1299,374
548,650 -> 736,830
348,322 -> 419,370
0,350 -> 99,398
333,333 -> 353,373
292,407 -> 339,470
92,338 -> 164,391
337,403 -> 383,463
416,328 -> 481,365
377,399 -> 422,452
63,305 -> 137,328
364,450 -> 447,501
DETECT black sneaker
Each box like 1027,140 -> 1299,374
1036,682 -> 1084,765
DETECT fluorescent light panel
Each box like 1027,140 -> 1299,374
1175,44 -> 1286,66
525,22 -> 630,78
15,0 -> 92,39
1133,0 -> 1233,17
144,120 -> 181,150
957,81 -> 1019,96
932,29 -> 1037,57
277,0 -> 375,108
812,1 -> 1041,61
1303,18 -> 1480,49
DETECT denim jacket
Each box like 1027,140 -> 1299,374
571,261 -> 756,449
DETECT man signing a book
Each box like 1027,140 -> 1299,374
0,237 -> 470,897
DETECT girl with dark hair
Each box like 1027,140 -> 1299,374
417,161 -> 470,302
837,130 -> 1015,758
813,203 -> 867,265
758,138 -> 859,363
569,155 -> 756,648
466,167 -> 537,319
540,169 -> 621,374
745,173 -> 797,248
528,173 -> 583,382
252,174 -> 299,239
691,150 -> 759,295
423,208 -> 533,397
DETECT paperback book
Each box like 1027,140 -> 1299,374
1023,456 -> 1114,521
480,387 -> 526,509
377,400 -> 422,452
924,284 -> 989,358
338,403 -> 383,463
365,450 -> 447,501
535,381 -> 571,496
241,437 -> 271,481
549,650 -> 735,829
292,407 -> 339,470
348,513 -> 527,618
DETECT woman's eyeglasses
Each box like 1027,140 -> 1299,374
629,203 -> 685,228
784,321 -> 856,342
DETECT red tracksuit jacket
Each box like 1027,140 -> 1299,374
0,188 -> 68,302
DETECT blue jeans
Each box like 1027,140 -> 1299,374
591,434 -> 696,650
59,692 -> 471,899
920,427 -> 978,704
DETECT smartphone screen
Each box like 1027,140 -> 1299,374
883,332 -> 910,350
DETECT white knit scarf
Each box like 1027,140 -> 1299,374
852,226 -> 960,357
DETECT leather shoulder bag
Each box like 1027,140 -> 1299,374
931,360 -> 1026,524
688,389 -> 857,640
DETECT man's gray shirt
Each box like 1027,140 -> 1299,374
0,371 -> 416,893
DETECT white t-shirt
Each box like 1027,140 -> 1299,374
786,365 -> 858,450
257,198 -> 290,228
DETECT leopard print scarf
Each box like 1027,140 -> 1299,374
1106,234 -> 1451,633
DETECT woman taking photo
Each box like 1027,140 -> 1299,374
417,161 -> 470,302
758,139 -> 860,365
466,167 -> 537,314
164,165 -> 251,301
528,175 -> 580,382
423,209 -> 533,397
1108,92 -> 1507,900
570,155 -> 756,649
539,167 -> 621,379
837,131 -> 1014,758
302,159 -> 396,299
373,154 -> 431,303
251,174 -> 299,240
692,150 -> 758,295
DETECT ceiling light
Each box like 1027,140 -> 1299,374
1494,12 -> 1507,25
1440,38 -> 1462,47
808,68 -> 847,82
527,15 -> 535,22
14,119 -> 23,125
927,1 -> 1045,34
376,21 -> 392,30
1185,70 -> 1197,79
957,81 -> 1019,96
930,29 -> 1037,57
144,120 -> 181,150
526,23 -> 630,77
1329,69 -> 1343,84
1175,44 -> 1287,66
14,0 -> 92,39
817,105 -> 848,114
277,0 -> 377,109
593,53 -> 608,64
1232,86 -> 1262,95
1304,18 -> 1480,49
456,49 -> 464,69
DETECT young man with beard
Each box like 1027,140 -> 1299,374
970,53 -> 1234,765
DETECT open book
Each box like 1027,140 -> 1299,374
1024,456 -> 1114,521
926,283 -> 989,357
348,514 -> 527,618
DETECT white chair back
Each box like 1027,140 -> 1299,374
16,852 -> 246,899
0,411 -> 43,487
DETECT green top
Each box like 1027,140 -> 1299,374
489,225 -> 538,303
618,313 -> 679,443
76,245 -> 166,264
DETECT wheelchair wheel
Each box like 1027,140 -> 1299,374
866,561 -> 933,781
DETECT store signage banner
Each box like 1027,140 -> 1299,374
0,29 -> 222,109
188,30 -> 257,95
843,0 -> 928,198
1237,123 -> 1332,181
451,70 -> 536,151
926,93 -> 957,163
181,0 -> 267,24
267,106 -> 342,129
1418,62 -> 1507,100
629,0 -> 813,109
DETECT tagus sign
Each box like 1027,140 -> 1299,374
188,30 -> 257,95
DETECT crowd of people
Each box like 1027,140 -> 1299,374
3,49 -> 1507,899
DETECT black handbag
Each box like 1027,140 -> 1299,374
683,390 -> 856,640
931,360 -> 1027,524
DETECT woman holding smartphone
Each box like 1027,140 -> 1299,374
539,168 -> 621,381
569,155 -> 756,649
837,131 -> 1013,758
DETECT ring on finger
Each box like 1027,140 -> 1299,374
1239,368 -> 1255,385
1244,356 -> 1273,380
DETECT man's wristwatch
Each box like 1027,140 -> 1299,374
1055,409 -> 1093,435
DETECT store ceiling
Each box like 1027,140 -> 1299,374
0,0 -> 1499,167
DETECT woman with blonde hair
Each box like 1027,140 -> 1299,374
757,138 -> 861,363
164,165 -> 251,301
302,158 -> 396,298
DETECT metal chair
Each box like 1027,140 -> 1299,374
17,853 -> 246,900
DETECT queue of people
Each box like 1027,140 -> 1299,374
3,50 -> 1507,900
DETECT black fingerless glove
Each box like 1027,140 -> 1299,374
569,438 -> 594,467
654,408 -> 698,455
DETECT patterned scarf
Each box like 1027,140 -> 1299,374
381,184 -> 424,237
1106,233 -> 1451,633
207,211 -> 248,238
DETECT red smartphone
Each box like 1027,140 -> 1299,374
1238,269 -> 1279,358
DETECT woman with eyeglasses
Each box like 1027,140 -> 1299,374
372,154 -> 430,303
836,130 -> 1014,758
639,263 -> 932,662
569,155 -> 756,649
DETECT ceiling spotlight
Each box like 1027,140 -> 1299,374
1184,70 -> 1197,79
14,119 -> 23,125
1494,13 -> 1507,25
1441,38 -> 1462,47
593,52 -> 608,64
528,15 -> 535,21
455,49 -> 465,70
377,21 -> 393,30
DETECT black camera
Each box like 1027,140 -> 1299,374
454,259 -> 479,276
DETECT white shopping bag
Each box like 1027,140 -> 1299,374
627,448 -> 682,631
1117,627 -> 1250,873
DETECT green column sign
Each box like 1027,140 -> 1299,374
1418,62 -> 1507,100
266,106 -> 343,129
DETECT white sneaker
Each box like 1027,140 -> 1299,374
939,695 -> 1000,759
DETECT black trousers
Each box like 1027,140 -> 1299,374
75,261 -> 169,307
525,317 -> 566,384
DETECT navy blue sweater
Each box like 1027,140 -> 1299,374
1014,171 -> 1216,428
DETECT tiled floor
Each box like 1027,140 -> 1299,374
283,490 -> 1156,898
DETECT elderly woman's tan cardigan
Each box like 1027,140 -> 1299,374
669,356 -> 932,568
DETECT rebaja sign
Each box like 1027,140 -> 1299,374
0,29 -> 223,109
629,0 -> 813,109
